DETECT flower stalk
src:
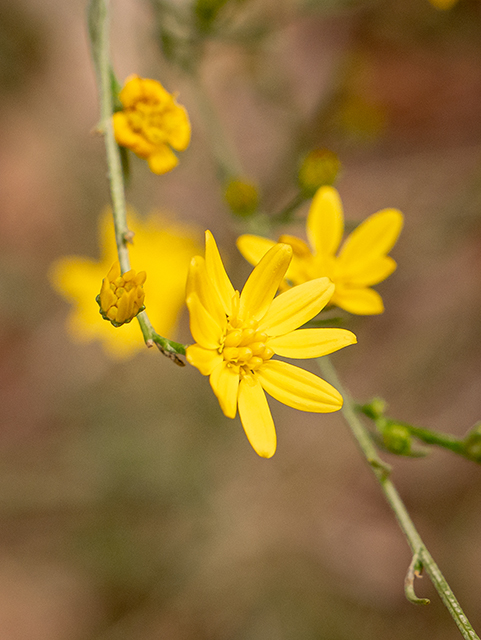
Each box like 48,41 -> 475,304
88,0 -> 187,361
318,355 -> 480,640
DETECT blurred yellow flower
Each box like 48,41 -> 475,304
237,186 -> 403,315
50,209 -> 200,359
97,261 -> 146,326
186,231 -> 357,458
113,75 -> 191,175
428,0 -> 458,8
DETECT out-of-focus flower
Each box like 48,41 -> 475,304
224,179 -> 259,217
186,231 -> 357,458
113,75 -> 191,175
97,261 -> 146,327
50,209 -> 200,359
237,186 -> 403,315
428,0 -> 458,8
298,149 -> 341,197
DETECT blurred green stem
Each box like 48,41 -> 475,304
88,0 -> 187,362
318,356 -> 480,640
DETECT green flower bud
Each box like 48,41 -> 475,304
463,422 -> 481,461
360,397 -> 387,420
298,149 -> 341,198
382,423 -> 412,456
224,179 -> 259,217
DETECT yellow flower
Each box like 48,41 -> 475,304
237,186 -> 403,315
113,75 -> 191,175
97,261 -> 146,326
50,209 -> 200,359
186,231 -> 357,458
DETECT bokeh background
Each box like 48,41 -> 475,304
1,0 -> 481,638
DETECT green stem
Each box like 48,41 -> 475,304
318,356 -> 479,640
89,0 -> 130,273
88,0 -> 188,363
271,191 -> 306,225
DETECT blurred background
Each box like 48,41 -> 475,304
1,0 -> 481,638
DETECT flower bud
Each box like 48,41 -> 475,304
224,179 -> 259,217
463,422 -> 481,461
382,423 -> 412,456
298,149 -> 341,198
97,261 -> 146,327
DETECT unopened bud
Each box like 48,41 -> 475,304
224,179 -> 259,217
298,149 -> 341,197
382,423 -> 412,456
97,261 -> 146,327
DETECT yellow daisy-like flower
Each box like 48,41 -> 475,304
237,186 -> 403,315
50,209 -> 200,359
113,75 -> 191,175
186,231 -> 357,458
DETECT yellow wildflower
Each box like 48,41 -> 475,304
237,186 -> 403,315
186,231 -> 357,458
50,209 -> 200,359
113,75 -> 191,175
97,261 -> 146,326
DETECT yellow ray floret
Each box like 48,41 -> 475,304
237,186 -> 403,315
186,231 -> 357,458
113,75 -> 191,175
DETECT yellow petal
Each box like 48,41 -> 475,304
340,256 -> 397,286
239,243 -> 292,322
166,105 -> 191,151
338,209 -> 403,266
186,293 -> 223,349
236,234 -> 277,268
332,286 -> 384,315
268,328 -> 357,359
306,186 -> 344,257
186,344 -> 222,376
257,360 -> 343,412
186,256 -> 226,329
147,146 -> 179,175
258,277 -> 334,337
205,231 -> 235,316
118,74 -> 144,107
209,361 -> 239,418
99,277 -> 116,311
238,374 -> 276,458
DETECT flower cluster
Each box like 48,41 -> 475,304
97,261 -> 146,327
237,186 -> 403,315
113,75 -> 191,175
186,231 -> 357,458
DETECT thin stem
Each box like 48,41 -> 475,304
318,356 -> 480,640
270,192 -> 306,225
88,0 -> 187,362
89,0 -> 130,273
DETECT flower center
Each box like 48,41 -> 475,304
220,316 -> 274,376
127,100 -> 173,145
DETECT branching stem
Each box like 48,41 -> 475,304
318,356 -> 479,640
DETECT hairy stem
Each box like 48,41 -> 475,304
318,356 -> 479,640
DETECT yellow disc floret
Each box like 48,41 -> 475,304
97,261 -> 146,327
